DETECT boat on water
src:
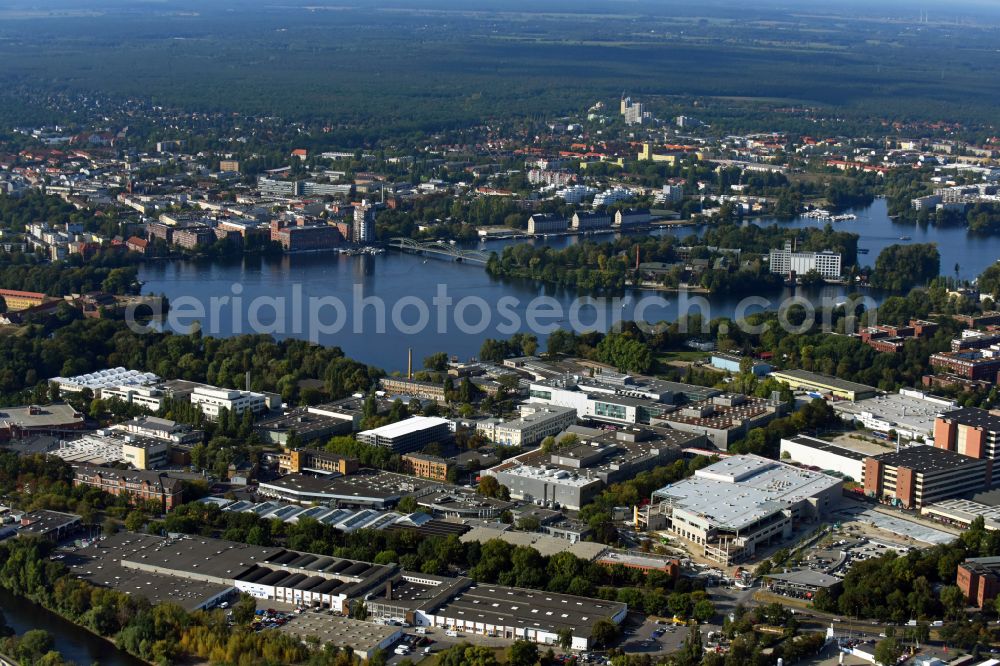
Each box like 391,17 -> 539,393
857,248 -> 869,254
899,236 -> 912,241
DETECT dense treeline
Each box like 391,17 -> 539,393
0,317 -> 380,405
0,249 -> 140,296
870,243 -> 941,291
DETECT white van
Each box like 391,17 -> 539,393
446,630 -> 459,637
415,627 -> 427,635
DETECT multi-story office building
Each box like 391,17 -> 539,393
862,446 -> 993,509
401,453 -> 452,482
475,405 -> 577,448
357,416 -> 453,453
71,463 -> 184,510
190,386 -> 280,419
958,557 -> 1000,608
277,448 -> 359,476
768,241 -> 842,278
934,407 -> 1000,460
269,220 -> 342,252
930,350 -> 1000,381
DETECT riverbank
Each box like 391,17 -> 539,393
0,587 -> 146,666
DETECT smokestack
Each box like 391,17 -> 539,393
407,348 -> 413,380
635,245 -> 640,271
385,580 -> 393,600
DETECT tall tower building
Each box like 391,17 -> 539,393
352,200 -> 376,244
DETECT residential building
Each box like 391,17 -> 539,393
768,241 -> 842,278
357,416 -> 453,453
592,187 -> 633,206
930,350 -> 1000,382
352,200 -> 376,244
172,225 -> 215,250
270,220 -> 342,252
862,446 -> 994,509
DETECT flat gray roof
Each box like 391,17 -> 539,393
652,454 -> 841,531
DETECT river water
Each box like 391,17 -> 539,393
0,587 -> 144,666
138,199 -> 997,371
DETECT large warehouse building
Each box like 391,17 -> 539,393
62,531 -> 626,650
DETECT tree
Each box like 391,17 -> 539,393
873,637 -> 902,666
693,599 -> 716,623
423,352 -> 449,371
590,619 -> 618,648
477,475 -> 510,500
102,518 -> 119,536
557,627 -> 573,650
509,639 -> 539,666
231,593 -> 257,625
397,495 -> 418,513
124,510 -> 146,532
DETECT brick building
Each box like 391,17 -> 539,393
276,448 -> 359,476
862,446 -> 993,509
269,220 -> 342,252
402,453 -> 452,481
958,557 -> 1000,608
934,407 -> 1000,460
71,463 -> 184,510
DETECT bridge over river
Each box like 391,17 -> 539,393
387,238 -> 492,264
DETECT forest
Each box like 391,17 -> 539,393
2,0 -> 1000,139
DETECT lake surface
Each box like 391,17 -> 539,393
139,198 -> 997,372
0,587 -> 145,666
